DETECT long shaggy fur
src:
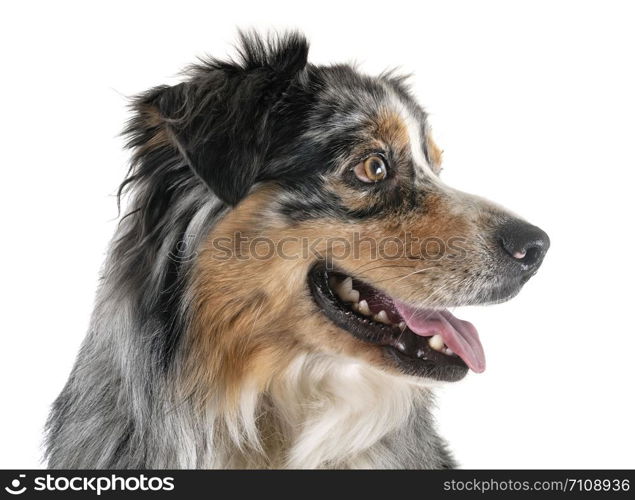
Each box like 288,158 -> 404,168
46,30 -> 545,469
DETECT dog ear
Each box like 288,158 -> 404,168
150,32 -> 309,205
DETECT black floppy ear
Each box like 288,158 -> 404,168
152,31 -> 309,205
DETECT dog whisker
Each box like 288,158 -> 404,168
47,29 -> 549,470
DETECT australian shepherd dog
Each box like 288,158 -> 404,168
45,31 -> 549,469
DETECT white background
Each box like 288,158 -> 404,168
1,0 -> 634,469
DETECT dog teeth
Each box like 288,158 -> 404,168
428,334 -> 445,352
333,276 -> 360,303
337,276 -> 353,294
331,275 -> 449,334
373,310 -> 391,324
329,274 -> 459,358
357,300 -> 371,316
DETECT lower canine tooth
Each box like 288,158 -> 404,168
373,310 -> 390,324
445,347 -> 455,356
428,334 -> 445,351
398,321 -> 406,330
358,300 -> 371,316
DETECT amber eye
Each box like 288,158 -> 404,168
354,155 -> 388,183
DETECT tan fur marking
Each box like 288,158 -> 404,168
140,103 -> 165,128
131,105 -> 173,158
373,110 -> 409,152
426,135 -> 444,172
184,185 -> 477,417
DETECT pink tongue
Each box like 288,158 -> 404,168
394,301 -> 486,373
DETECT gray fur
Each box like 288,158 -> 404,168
46,31 -> 545,469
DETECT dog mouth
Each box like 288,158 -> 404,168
308,263 -> 485,381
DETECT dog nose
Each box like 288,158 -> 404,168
496,219 -> 550,271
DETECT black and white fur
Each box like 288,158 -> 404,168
46,31 -> 545,469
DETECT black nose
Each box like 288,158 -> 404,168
496,219 -> 550,272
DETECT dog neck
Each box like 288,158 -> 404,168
199,353 -> 454,469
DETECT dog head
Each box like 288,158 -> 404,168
133,32 -> 549,404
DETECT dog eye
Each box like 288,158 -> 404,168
354,156 -> 388,183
